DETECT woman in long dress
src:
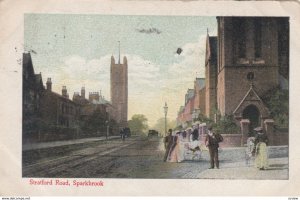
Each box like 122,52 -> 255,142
167,132 -> 180,162
178,131 -> 189,162
254,127 -> 269,170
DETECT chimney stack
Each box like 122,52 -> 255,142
62,86 -> 69,99
81,86 -> 85,99
46,78 -> 52,91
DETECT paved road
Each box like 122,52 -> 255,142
22,136 -> 288,179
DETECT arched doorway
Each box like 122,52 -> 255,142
242,105 -> 260,135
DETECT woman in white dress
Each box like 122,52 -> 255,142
177,131 -> 189,162
254,127 -> 269,170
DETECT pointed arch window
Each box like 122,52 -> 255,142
236,19 -> 246,59
254,18 -> 262,58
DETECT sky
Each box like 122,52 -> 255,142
24,14 -> 217,126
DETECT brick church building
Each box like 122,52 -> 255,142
205,17 -> 289,135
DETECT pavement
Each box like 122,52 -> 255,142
196,146 -> 289,180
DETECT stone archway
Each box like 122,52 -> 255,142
242,104 -> 260,134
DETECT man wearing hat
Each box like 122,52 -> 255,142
163,129 -> 174,162
253,126 -> 269,170
205,126 -> 223,169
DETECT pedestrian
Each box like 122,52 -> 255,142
245,135 -> 255,166
191,125 -> 199,142
253,126 -> 269,170
163,129 -> 173,162
178,130 -> 189,160
186,127 -> 192,142
120,128 -> 125,141
205,126 -> 223,169
167,131 -> 181,162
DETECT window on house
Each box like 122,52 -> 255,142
61,104 -> 64,114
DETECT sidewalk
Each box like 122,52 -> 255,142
197,146 -> 288,180
22,135 -> 121,151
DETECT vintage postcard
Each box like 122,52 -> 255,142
0,0 -> 300,197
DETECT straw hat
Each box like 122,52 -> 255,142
254,126 -> 263,132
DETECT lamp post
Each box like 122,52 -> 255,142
163,102 -> 168,137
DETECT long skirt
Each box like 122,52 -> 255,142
255,142 -> 268,169
168,144 -> 179,162
177,143 -> 186,162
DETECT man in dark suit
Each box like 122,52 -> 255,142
205,126 -> 223,169
163,129 -> 173,162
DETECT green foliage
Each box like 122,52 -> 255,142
193,112 -> 238,134
81,109 -> 107,135
194,112 -> 239,134
128,114 -> 149,136
262,87 -> 289,128
151,118 -> 177,135
212,114 -> 240,134
197,113 -> 214,124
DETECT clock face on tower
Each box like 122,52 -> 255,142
247,72 -> 254,81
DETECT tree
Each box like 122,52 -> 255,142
81,108 -> 107,136
262,87 -> 289,128
212,114 -> 240,134
151,118 -> 177,136
128,114 -> 149,135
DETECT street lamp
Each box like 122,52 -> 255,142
163,102 -> 168,137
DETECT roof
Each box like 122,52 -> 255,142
177,106 -> 185,114
34,73 -> 44,90
185,89 -> 195,105
233,85 -> 270,118
23,53 -> 34,76
73,96 -> 90,105
23,53 -> 44,91
43,89 -> 79,105
91,98 -> 110,105
186,89 -> 195,98
205,35 -> 218,66
195,78 -> 205,90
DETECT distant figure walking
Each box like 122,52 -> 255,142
205,126 -> 223,169
163,129 -> 173,162
120,128 -> 126,141
254,127 -> 269,170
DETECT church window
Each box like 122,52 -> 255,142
236,19 -> 246,59
247,72 -> 254,81
254,18 -> 262,58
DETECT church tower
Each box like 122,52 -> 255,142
216,17 -> 289,130
110,42 -> 128,127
